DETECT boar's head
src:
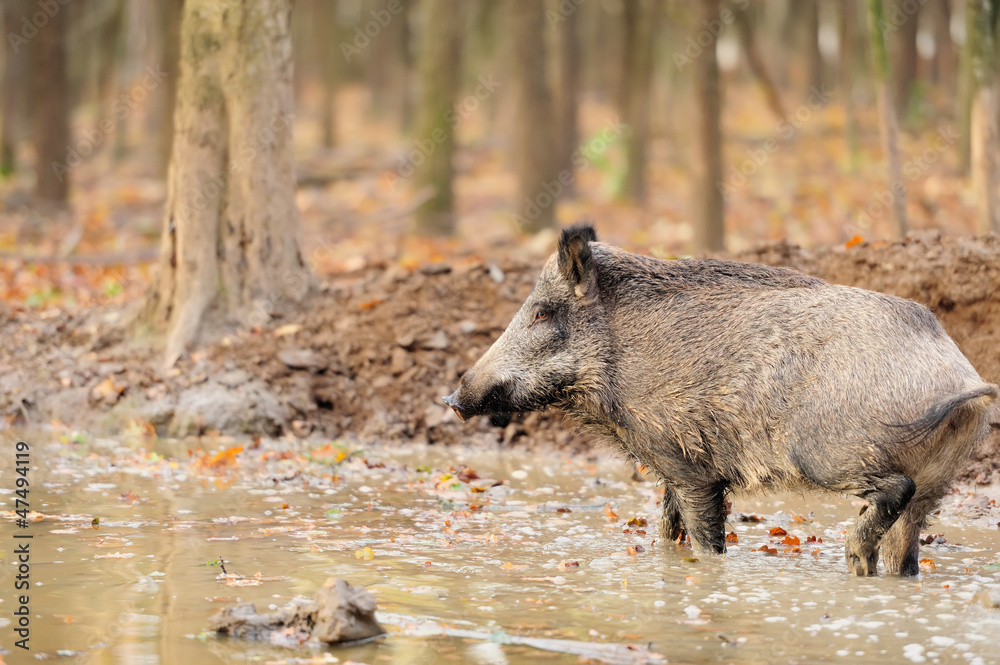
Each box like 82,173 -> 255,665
443,223 -> 608,423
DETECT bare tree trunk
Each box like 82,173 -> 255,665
314,0 -> 343,148
968,0 -> 1000,232
1,0 -> 28,177
510,0 -> 558,233
31,0 -> 71,204
694,0 -> 725,252
892,0 -> 920,114
157,0 -> 184,176
839,0 -> 861,173
931,0 -> 956,93
620,0 -> 659,203
868,0 -> 908,238
804,0 -> 824,95
735,1 -> 786,121
139,0 -> 309,367
413,0 -> 465,235
554,0 -> 580,191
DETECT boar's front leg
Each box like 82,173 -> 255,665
844,474 -> 916,576
671,481 -> 728,555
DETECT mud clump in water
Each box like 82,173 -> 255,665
209,578 -> 385,645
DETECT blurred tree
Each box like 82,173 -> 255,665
803,0 -> 824,94
839,0 -> 862,172
891,0 -> 920,114
554,0 -> 580,192
31,0 -> 71,205
366,0 -> 413,128
509,0 -> 558,233
158,0 -> 184,175
968,0 -> 999,232
1,0 -> 28,177
735,1 -> 785,121
620,0 -> 659,203
694,0 -> 725,252
313,0 -> 344,148
868,0 -> 908,237
931,0 -> 957,94
413,0 -> 465,235
139,0 -> 309,367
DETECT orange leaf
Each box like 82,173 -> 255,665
358,298 -> 384,310
626,516 -> 648,527
725,531 -> 739,543
605,503 -> 619,520
781,535 -> 800,546
758,545 -> 778,555
769,527 -> 787,537
846,235 -> 864,249
919,558 -> 937,570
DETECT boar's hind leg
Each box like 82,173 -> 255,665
659,487 -> 685,542
879,493 -> 940,576
672,481 -> 728,555
844,474 -> 917,576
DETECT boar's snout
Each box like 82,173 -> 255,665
441,392 -> 468,422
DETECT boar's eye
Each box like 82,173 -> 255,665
534,308 -> 549,322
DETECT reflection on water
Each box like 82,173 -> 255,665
0,432 -> 998,664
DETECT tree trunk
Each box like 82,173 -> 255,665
868,0 -> 909,238
139,0 -> 309,367
839,0 -> 861,173
1,0 -> 28,177
509,0 -> 559,233
931,0 -> 956,93
413,0 -> 465,235
892,0 -> 920,114
804,0 -> 824,95
620,0 -> 659,203
157,0 -> 184,176
968,0 -> 1000,232
314,0 -> 343,148
554,0 -> 580,191
694,0 -> 725,252
30,0 -> 71,204
735,1 -> 786,121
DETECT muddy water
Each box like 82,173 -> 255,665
1,432 -> 999,665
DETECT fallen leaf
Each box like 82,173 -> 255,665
605,503 -> 619,520
725,531 -> 739,543
769,527 -> 788,537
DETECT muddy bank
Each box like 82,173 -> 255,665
2,232 -> 999,482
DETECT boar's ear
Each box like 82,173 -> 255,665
558,223 -> 598,300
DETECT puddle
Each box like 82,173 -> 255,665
1,432 -> 999,664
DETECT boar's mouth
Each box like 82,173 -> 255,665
443,381 -> 518,423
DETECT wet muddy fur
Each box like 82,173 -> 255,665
445,224 -> 999,576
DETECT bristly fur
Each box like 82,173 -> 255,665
445,224 -> 998,576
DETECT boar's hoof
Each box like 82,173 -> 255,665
844,542 -> 880,576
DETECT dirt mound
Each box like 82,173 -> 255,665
3,232 -> 999,483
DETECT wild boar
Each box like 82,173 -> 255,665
443,224 -> 998,576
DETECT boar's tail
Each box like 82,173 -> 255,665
886,384 -> 999,447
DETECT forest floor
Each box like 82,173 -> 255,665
2,231 -> 1000,485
